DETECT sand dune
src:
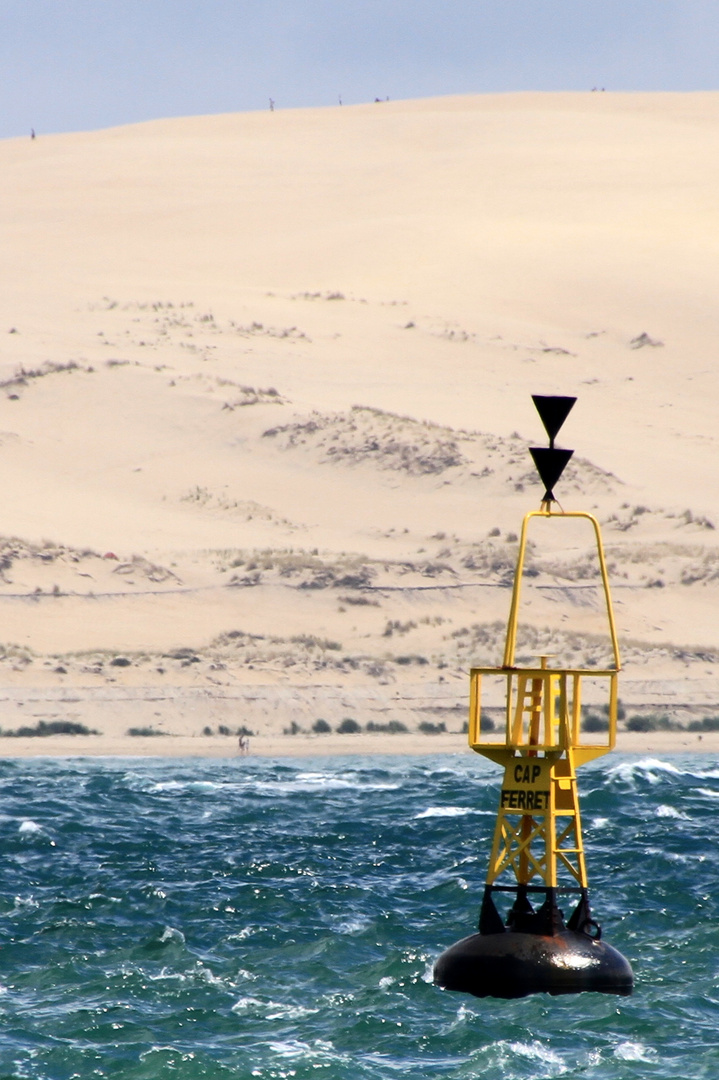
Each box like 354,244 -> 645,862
1,93 -> 719,751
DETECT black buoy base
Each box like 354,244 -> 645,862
434,928 -> 634,999
434,885 -> 633,999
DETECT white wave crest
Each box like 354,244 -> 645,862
333,916 -> 370,935
158,926 -> 185,945
255,775 -> 399,796
232,997 -> 318,1021
18,820 -> 42,834
613,1040 -> 656,1062
656,803 -> 689,819
227,925 -> 255,941
267,1037 -> 338,1061
697,787 -> 719,800
606,758 -> 683,785
13,895 -> 38,910
506,1040 -> 568,1073
608,757 -> 719,790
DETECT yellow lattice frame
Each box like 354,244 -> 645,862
469,509 -> 620,892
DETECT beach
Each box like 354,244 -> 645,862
0,730 -> 714,759
0,682 -> 713,758
0,676 -> 716,758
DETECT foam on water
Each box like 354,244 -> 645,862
656,804 -> 689,819
613,1040 -> 656,1061
507,1039 -> 569,1073
17,820 -> 42,835
232,996 -> 319,1020
696,786 -> 719,799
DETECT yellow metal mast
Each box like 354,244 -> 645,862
469,506 -> 619,940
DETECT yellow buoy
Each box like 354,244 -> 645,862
434,396 -> 633,999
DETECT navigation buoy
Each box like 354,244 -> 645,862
434,396 -> 633,999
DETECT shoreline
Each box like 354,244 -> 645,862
0,729 -> 715,758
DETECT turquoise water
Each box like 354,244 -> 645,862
0,753 -> 717,1078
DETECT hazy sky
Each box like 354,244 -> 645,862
2,1 -> 718,138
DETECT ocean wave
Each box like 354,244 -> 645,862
613,1040 -> 657,1062
16,818 -> 56,846
254,776 -> 400,796
656,804 -> 689,819
606,757 -> 685,785
606,757 -> 719,791
157,925 -> 185,945
332,916 -> 372,934
18,820 -> 43,834
644,845 -> 691,864
0,753 -> 715,1079
145,779 -> 224,794
507,1039 -> 569,1073
12,894 -> 39,910
232,997 -> 319,1021
459,1038 -> 570,1078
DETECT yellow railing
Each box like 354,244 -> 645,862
502,510 -> 621,671
469,666 -> 619,767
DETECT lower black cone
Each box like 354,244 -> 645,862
529,446 -> 573,503
434,930 -> 633,999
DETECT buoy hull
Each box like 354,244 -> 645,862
434,930 -> 633,999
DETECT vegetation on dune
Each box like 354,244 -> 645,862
0,720 -> 98,737
686,716 -> 719,732
337,717 -> 362,733
625,713 -> 680,732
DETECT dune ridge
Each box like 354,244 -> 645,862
1,93 -> 719,752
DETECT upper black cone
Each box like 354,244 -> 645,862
532,395 -> 576,448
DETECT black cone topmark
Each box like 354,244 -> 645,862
532,395 -> 576,448
529,447 -> 574,503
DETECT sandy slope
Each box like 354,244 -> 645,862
1,92 -> 719,752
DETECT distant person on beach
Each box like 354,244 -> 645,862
30,129 -> 35,140
239,734 -> 250,755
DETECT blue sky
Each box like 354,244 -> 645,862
1,1 -> 718,138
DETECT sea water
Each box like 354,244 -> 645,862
0,752 -> 717,1078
